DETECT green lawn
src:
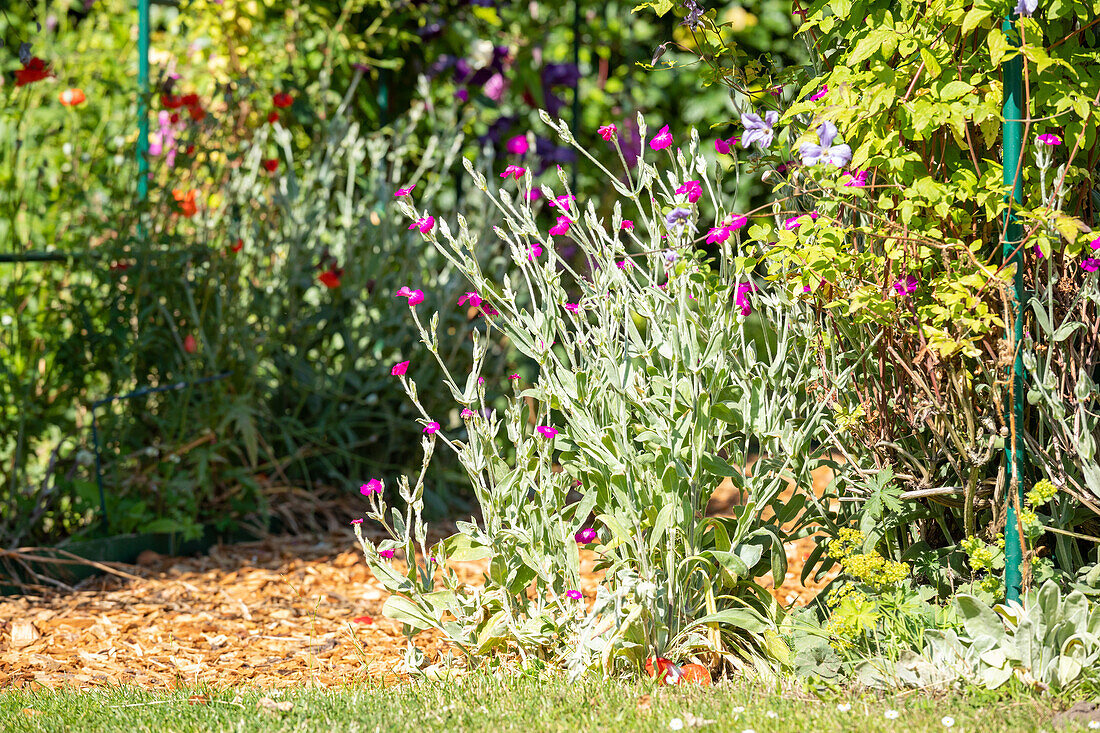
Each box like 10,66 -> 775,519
0,673 -> 1077,732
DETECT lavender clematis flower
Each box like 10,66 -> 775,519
665,207 -> 694,229
741,110 -> 779,150
799,121 -> 852,167
1014,0 -> 1037,16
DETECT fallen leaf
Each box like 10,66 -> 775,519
637,694 -> 653,711
257,697 -> 294,713
22,708 -> 44,717
188,694 -> 208,706
11,620 -> 41,648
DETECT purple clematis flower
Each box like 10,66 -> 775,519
799,121 -> 852,167
740,110 -> 779,150
1014,0 -> 1037,16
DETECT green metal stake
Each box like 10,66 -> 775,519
137,0 -> 150,203
1001,11 -> 1026,604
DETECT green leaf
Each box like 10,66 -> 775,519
961,6 -> 991,36
382,595 -> 438,632
682,607 -> 771,635
955,594 -> 1004,639
919,47 -> 942,78
442,533 -> 493,562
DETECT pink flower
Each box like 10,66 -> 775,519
1090,236 -> 1100,251
528,243 -> 544,260
650,125 -> 673,150
458,291 -> 483,308
809,85 -> 828,101
565,590 -> 583,600
785,213 -> 817,230
564,303 -> 580,313
506,135 -> 529,155
409,216 -> 435,234
892,273 -> 919,296
550,194 -> 576,210
706,226 -> 732,244
526,189 -> 542,202
1082,258 -> 1100,273
351,518 -> 363,525
735,282 -> 758,316
536,425 -> 558,439
549,216 -> 571,236
508,374 -> 520,380
727,215 -> 748,230
395,286 -> 425,306
1037,134 -> 1063,146
501,165 -> 526,180
675,180 -> 703,204
617,259 -> 633,269
621,220 -> 634,230
598,124 -> 617,141
843,170 -> 869,187
379,549 -> 396,560
394,185 -> 415,197
715,138 -> 731,155
360,479 -> 383,496
391,360 -> 409,376
575,527 -> 597,544
461,408 -> 476,418
422,422 -> 440,434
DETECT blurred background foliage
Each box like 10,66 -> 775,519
0,0 -> 806,546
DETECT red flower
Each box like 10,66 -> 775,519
161,94 -> 183,109
183,334 -> 198,354
267,111 -> 279,124
352,616 -> 373,624
272,92 -> 293,108
185,145 -> 195,156
109,262 -> 131,272
181,93 -> 200,107
169,112 -> 181,124
15,57 -> 52,87
262,158 -> 279,172
188,105 -> 206,122
172,189 -> 198,218
318,267 -> 343,289
59,88 -> 86,106
230,239 -> 243,253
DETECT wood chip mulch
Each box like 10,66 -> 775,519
1,470 -> 834,691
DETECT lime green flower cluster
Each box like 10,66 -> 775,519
830,528 -> 865,560
1026,479 -> 1058,507
824,589 -> 877,652
961,535 -> 995,572
961,534 -> 1005,596
843,552 -> 911,587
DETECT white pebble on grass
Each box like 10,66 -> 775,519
884,709 -> 900,720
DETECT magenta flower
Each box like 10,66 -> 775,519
550,194 -> 576,210
506,135 -> 529,155
351,518 -> 363,525
528,243 -> 544,260
379,549 -> 396,560
735,282 -> 758,316
394,184 -> 415,197
844,170 -> 869,187
391,360 -> 409,376
536,425 -> 558,439
598,124 -> 617,141
565,590 -> 583,600
409,216 -> 435,234
508,373 -> 520,380
460,408 -> 476,419
396,286 -> 425,306
501,165 -> 526,180
423,422 -> 440,434
1082,258 -> 1100,273
360,479 -> 383,496
549,216 -> 571,236
458,291 -> 483,308
564,303 -> 580,313
675,180 -> 703,204
650,125 -> 673,150
1037,134 -> 1063,146
621,220 -> 634,230
1090,236 -> 1100,250
728,214 -> 749,230
892,273 -> 919,296
715,138 -> 731,155
617,259 -> 633,269
809,85 -> 828,101
706,226 -> 731,244
575,527 -> 597,544
784,212 -> 817,230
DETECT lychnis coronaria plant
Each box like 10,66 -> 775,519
352,109 -> 862,679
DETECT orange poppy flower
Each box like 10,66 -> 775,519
59,88 -> 86,106
172,189 -> 198,218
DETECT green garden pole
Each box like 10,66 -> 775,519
1001,11 -> 1026,604
137,0 -> 150,203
